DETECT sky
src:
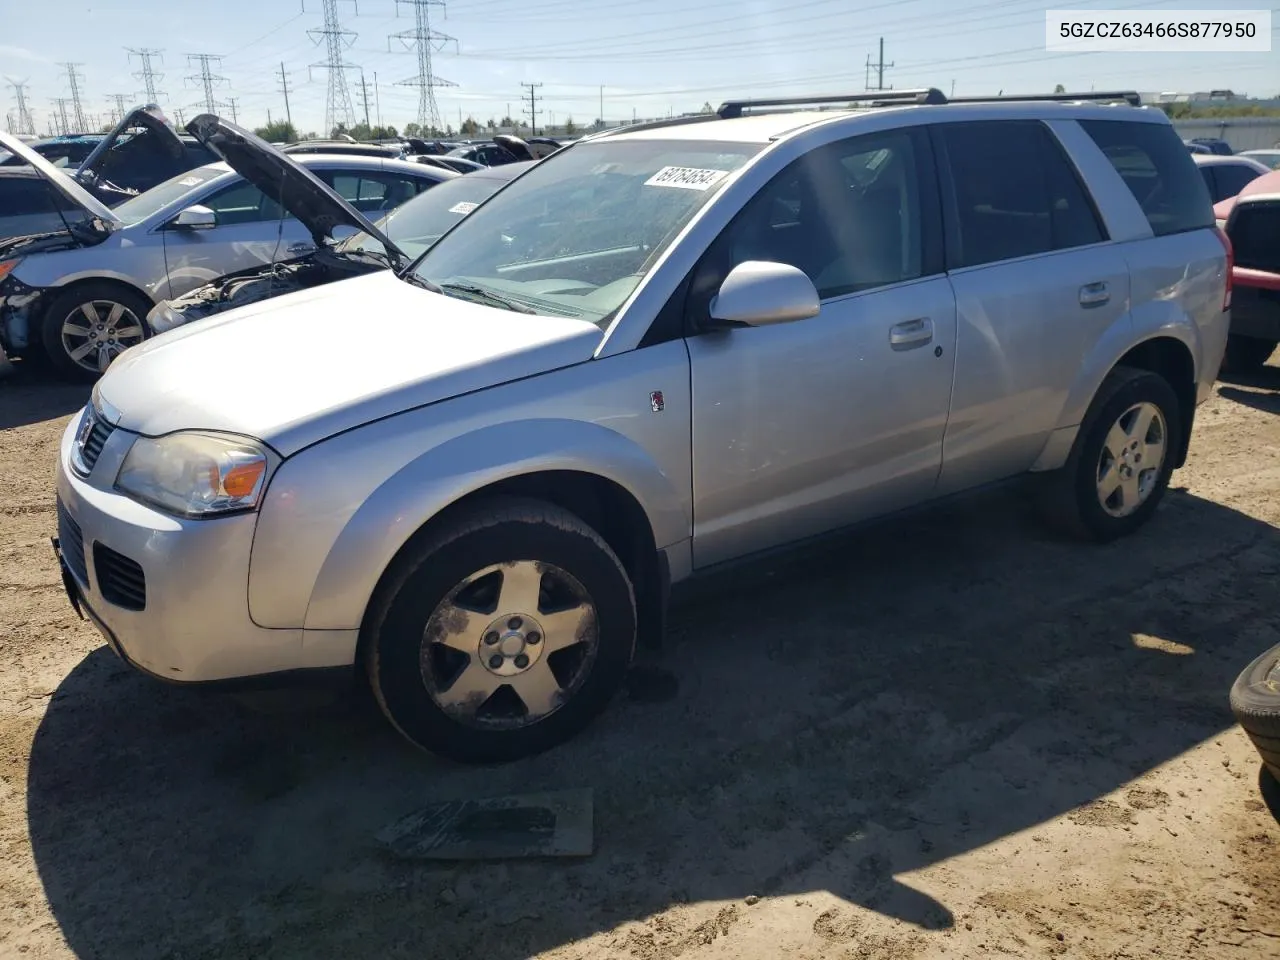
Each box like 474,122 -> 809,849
0,0 -> 1276,137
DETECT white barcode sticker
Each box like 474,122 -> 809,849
644,166 -> 729,191
448,201 -> 479,215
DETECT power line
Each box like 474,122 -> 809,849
58,63 -> 88,133
306,0 -> 359,134
185,54 -> 228,114
277,62 -> 294,127
522,81 -> 542,136
389,0 -> 457,135
5,78 -> 36,135
127,48 -> 166,104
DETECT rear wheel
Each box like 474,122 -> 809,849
364,498 -> 637,763
1038,367 -> 1182,542
1220,335 -> 1277,376
40,283 -> 151,381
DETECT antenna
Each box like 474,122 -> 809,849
389,0 -> 457,136
306,0 -> 359,134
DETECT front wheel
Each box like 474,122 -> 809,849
40,282 -> 152,381
364,498 -> 637,763
1038,366 -> 1182,542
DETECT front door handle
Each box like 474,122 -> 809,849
287,242 -> 315,256
1079,281 -> 1110,308
889,317 -> 934,349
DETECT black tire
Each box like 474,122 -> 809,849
1220,335 -> 1277,376
364,497 -> 637,764
40,282 -> 152,382
1037,366 -> 1183,542
1229,643 -> 1280,781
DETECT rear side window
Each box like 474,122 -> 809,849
1078,119 -> 1214,236
0,178 -> 79,215
937,120 -> 1105,268
1214,163 -> 1264,201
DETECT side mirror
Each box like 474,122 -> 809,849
709,260 -> 820,328
171,205 -> 216,230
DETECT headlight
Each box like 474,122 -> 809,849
115,432 -> 270,518
0,258 -> 22,284
147,300 -> 181,334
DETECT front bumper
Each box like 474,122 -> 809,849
54,415 -> 321,682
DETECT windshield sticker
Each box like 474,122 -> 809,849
177,177 -> 203,186
644,166 -> 729,191
448,201 -> 479,215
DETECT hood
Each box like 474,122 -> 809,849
0,130 -> 121,227
1215,168 -> 1280,222
74,105 -> 185,182
185,114 -> 408,266
95,270 -> 603,455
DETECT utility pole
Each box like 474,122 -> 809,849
174,107 -> 186,128
105,93 -> 130,125
58,63 -> 88,132
226,96 -> 239,124
185,54 -> 228,114
872,37 -> 893,91
358,69 -> 372,128
277,62 -> 293,128
5,78 -> 36,135
373,71 -> 382,128
306,0 -> 359,134
127,48 -> 166,104
865,55 -> 871,90
389,0 -> 457,136
599,85 -> 604,128
521,81 -> 542,136
51,98 -> 71,136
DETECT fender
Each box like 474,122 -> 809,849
299,419 -> 687,631
42,269 -> 160,304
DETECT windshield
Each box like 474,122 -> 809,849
411,139 -> 761,325
113,166 -> 223,225
341,174 -> 512,261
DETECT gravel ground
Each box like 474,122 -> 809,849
1,360 -> 1279,960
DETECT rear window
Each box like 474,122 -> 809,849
1079,119 -> 1214,237
1230,201 -> 1280,273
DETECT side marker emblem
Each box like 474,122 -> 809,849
649,391 -> 665,413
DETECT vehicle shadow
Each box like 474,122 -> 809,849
25,487 -> 1280,959
1219,385 -> 1280,415
0,361 -> 88,430
1216,361 -> 1280,393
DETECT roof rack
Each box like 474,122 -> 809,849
717,88 -> 946,119
948,90 -> 1142,106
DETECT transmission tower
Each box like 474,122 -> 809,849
389,0 -> 457,135
51,98 -> 71,136
522,81 -> 542,136
277,62 -> 293,127
127,48 -> 166,103
185,54 -> 228,114
106,93 -> 130,125
226,96 -> 240,125
5,78 -> 35,135
58,63 -> 88,132
306,0 -> 359,134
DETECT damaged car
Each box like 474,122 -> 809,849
151,159 -> 531,332
0,118 -> 453,379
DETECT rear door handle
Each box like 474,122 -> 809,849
889,317 -> 934,349
1079,281 -> 1110,308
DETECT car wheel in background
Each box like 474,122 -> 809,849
1230,643 -> 1280,784
364,497 -> 637,764
1219,335 -> 1277,377
40,282 -> 152,382
1038,366 -> 1182,542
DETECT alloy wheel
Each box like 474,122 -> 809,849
60,300 -> 146,374
1096,401 -> 1167,518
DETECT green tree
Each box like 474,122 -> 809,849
460,115 -> 480,136
1053,84 -> 1066,94
486,117 -> 497,133
254,119 -> 298,143
564,115 -> 577,134
499,115 -> 516,129
700,101 -> 715,114
404,122 -> 422,137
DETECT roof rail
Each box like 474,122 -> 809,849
948,90 -> 1142,106
580,113 -> 724,141
716,88 -> 947,119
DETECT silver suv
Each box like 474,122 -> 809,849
52,89 -> 1231,763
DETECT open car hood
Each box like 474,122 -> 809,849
74,104 -> 186,183
185,114 -> 408,266
0,130 -> 121,227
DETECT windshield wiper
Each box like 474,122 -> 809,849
437,281 -> 536,314
402,272 -> 444,294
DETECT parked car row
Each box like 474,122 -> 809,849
33,90 -> 1240,765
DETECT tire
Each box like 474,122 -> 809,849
40,282 -> 152,382
1220,335 -> 1277,376
1229,643 -> 1280,781
364,497 -> 637,764
1037,366 -> 1182,542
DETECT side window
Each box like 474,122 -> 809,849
202,181 -> 277,226
1078,119 -> 1214,237
702,129 -> 930,302
1215,163 -> 1263,201
939,121 -> 1052,267
1039,128 -> 1107,250
1197,165 -> 1218,202
327,173 -> 422,213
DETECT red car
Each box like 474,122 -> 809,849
1215,169 -> 1280,374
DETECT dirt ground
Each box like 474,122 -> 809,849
2,360 -> 1280,960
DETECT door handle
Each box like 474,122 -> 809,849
287,242 -> 315,256
1079,281 -> 1110,308
889,317 -> 933,349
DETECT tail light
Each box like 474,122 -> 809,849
1215,225 -> 1233,311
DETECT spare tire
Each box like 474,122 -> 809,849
1229,642 -> 1280,782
